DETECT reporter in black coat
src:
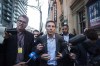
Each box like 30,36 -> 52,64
0,15 -> 36,66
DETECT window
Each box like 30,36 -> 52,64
78,9 -> 86,33
0,3 -> 1,7
59,0 -> 63,4
87,0 -> 100,28
0,10 -> 1,15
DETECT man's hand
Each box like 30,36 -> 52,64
36,43 -> 44,50
3,32 -> 12,39
41,54 -> 50,61
13,62 -> 28,66
69,53 -> 76,59
56,52 -> 62,60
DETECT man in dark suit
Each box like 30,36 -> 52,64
60,24 -> 75,66
36,20 -> 69,66
1,15 -> 36,66
60,24 -> 75,43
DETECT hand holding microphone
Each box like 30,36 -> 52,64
26,43 -> 45,63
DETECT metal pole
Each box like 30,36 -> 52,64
37,0 -> 39,6
39,6 -> 42,32
20,0 -> 43,32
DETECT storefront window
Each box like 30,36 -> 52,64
78,9 -> 86,33
87,0 -> 100,28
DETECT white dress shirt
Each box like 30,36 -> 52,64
47,35 -> 57,65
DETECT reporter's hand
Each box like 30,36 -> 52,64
36,43 -> 44,50
41,54 -> 50,61
56,52 -> 62,60
3,32 -> 12,39
13,62 -> 28,66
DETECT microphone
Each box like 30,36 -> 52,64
26,52 -> 38,63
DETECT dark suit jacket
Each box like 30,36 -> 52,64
1,30 -> 36,66
37,33 -> 68,66
60,33 -> 75,66
0,44 -> 4,66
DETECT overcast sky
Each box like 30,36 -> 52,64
27,0 -> 48,31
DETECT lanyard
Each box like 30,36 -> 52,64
18,34 -> 24,47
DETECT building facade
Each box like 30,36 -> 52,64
0,0 -> 2,24
48,0 -> 62,33
48,0 -> 100,36
70,0 -> 100,35
13,0 -> 28,28
0,0 -> 28,28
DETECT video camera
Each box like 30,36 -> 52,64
69,34 -> 86,46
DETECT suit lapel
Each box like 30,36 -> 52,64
43,34 -> 59,54
55,34 -> 59,55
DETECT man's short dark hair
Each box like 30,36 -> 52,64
18,15 -> 29,22
62,24 -> 69,27
33,30 -> 39,33
45,20 -> 56,27
84,28 -> 98,40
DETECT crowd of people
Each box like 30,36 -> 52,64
0,15 -> 100,66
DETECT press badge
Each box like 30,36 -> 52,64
18,47 -> 22,53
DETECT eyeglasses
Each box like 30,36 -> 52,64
17,20 -> 27,24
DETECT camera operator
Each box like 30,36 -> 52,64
71,28 -> 100,66
0,15 -> 36,66
68,34 -> 86,66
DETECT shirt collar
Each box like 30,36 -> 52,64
47,34 -> 55,39
64,33 -> 69,36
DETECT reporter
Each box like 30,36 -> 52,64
1,15 -> 36,66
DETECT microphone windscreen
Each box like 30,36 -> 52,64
29,52 -> 38,60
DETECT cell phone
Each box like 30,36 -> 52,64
5,28 -> 17,35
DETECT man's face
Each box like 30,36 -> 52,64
46,22 -> 56,35
33,31 -> 40,38
17,16 -> 28,31
62,26 -> 69,33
